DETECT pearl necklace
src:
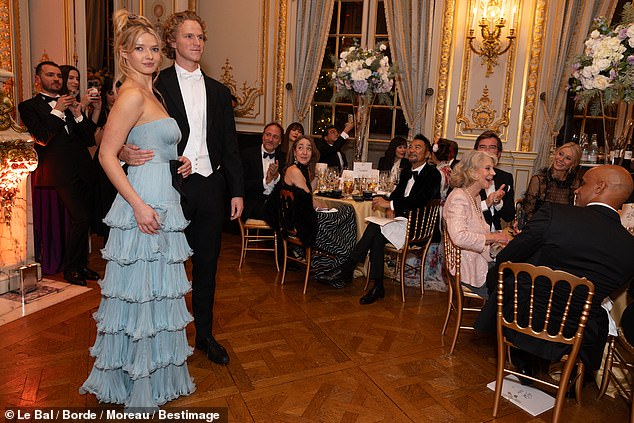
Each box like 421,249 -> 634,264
464,188 -> 483,218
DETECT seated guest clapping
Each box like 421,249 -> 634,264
378,136 -> 411,175
282,136 -> 356,287
241,122 -> 286,221
321,135 -> 441,304
443,150 -> 511,298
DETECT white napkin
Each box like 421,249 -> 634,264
365,216 -> 408,249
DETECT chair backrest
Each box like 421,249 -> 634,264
407,199 -> 441,245
279,188 -> 297,237
497,262 -> 595,348
442,218 -> 460,284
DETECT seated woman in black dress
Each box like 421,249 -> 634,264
378,136 -> 411,175
282,136 -> 357,288
522,142 -> 582,221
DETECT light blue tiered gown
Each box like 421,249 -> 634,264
80,118 -> 196,409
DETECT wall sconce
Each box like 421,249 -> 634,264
467,0 -> 517,76
0,139 -> 38,223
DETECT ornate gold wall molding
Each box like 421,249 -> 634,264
519,0 -> 545,152
456,0 -> 515,136
274,0 -> 287,123
220,58 -> 262,118
433,0 -> 455,139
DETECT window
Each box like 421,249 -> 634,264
311,0 -> 407,147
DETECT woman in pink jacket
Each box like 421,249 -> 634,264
443,150 -> 510,297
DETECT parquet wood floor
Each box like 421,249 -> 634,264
0,233 -> 629,422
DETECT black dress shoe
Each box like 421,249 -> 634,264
517,363 -> 535,386
359,284 -> 385,305
80,267 -> 100,280
195,337 -> 230,365
320,265 -> 354,286
63,271 -> 87,286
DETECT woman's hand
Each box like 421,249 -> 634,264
177,156 -> 192,177
133,203 -> 160,235
487,230 -> 510,246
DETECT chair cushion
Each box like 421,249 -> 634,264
245,218 -> 271,229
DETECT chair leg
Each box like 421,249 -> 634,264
273,232 -> 280,272
449,291 -> 463,354
492,341 -> 507,417
399,250 -> 406,303
364,256 -> 370,291
302,247 -> 311,294
597,336 -> 615,399
441,282 -> 453,336
574,361 -> 584,405
281,239 -> 289,285
239,226 -> 247,269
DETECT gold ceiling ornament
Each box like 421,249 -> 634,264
519,0 -> 545,152
220,59 -> 262,118
467,0 -> 517,77
274,0 -> 287,123
433,0 -> 455,140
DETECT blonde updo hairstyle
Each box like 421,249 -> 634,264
450,150 -> 497,189
113,10 -> 162,85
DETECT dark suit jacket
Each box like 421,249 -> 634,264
316,136 -> 347,171
389,163 -> 441,217
479,202 -> 634,369
241,145 -> 285,219
479,167 -> 515,230
156,66 -> 244,198
18,95 -> 96,187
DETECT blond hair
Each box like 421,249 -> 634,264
450,150 -> 497,188
113,10 -> 162,86
162,11 -> 207,60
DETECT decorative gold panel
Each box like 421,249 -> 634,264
519,0 -> 546,152
433,0 -> 455,140
220,59 -> 262,118
456,0 -> 516,136
274,0 -> 287,123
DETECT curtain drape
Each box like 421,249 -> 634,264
86,0 -> 106,70
384,0 -> 435,135
533,1 -> 615,170
293,0 -> 336,122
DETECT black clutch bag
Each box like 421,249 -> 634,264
169,160 -> 187,199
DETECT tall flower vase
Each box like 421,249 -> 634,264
351,94 -> 374,162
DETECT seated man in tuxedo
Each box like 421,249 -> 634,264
241,122 -> 286,221
316,121 -> 354,172
474,130 -> 515,230
477,165 -> 634,376
18,61 -> 99,286
322,135 -> 441,304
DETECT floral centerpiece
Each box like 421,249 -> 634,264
330,43 -> 395,161
570,4 -> 634,164
571,5 -> 634,106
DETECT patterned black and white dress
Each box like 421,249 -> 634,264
280,164 -> 356,280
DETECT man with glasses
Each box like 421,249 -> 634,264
473,130 -> 515,230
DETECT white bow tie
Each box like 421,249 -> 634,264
180,68 -> 203,80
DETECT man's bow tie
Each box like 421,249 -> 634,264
410,170 -> 419,179
41,94 -> 59,102
180,68 -> 203,80
263,152 -> 276,159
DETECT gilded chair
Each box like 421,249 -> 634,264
365,200 -> 440,302
597,328 -> 634,423
238,217 -> 278,271
440,219 -> 485,354
492,261 -> 595,423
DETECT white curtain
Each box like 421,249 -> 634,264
293,0 -> 336,122
533,0 -> 615,170
384,0 -> 435,134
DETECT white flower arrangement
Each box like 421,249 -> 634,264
330,43 -> 395,104
571,8 -> 634,105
